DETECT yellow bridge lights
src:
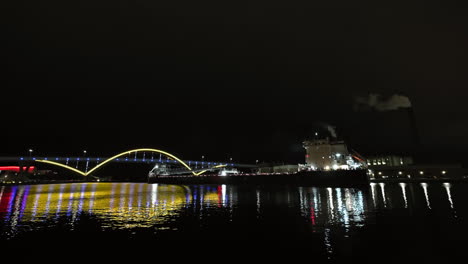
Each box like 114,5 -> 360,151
35,148 -> 226,177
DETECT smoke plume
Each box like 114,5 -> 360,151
326,125 -> 337,138
354,93 -> 412,111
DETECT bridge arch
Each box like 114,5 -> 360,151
35,148 -> 225,177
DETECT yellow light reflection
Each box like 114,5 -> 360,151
19,183 -> 195,229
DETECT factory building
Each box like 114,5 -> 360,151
366,155 -> 413,167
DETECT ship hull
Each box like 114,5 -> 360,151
149,169 -> 369,187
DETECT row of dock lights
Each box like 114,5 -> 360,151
377,170 -> 448,176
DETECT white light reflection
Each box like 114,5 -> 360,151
399,183 -> 408,208
171,185 -> 176,205
119,183 -> 127,212
421,183 -> 431,209
324,228 -> 333,259
137,183 -> 144,213
379,183 -> 387,207
443,183 -> 454,209
199,186 -> 204,208
44,184 -> 54,217
10,187 -> 25,233
370,183 -> 377,208
312,187 -> 319,209
327,188 -> 335,222
67,184 -> 76,218
55,184 -> 65,218
327,188 -> 335,211
327,188 -> 334,210
353,190 -> 365,224
31,185 -> 43,219
221,184 -> 227,205
128,183 -> 135,209
256,189 -> 261,217
344,188 -> 353,212
151,184 -> 158,207
336,188 -> 349,230
298,187 -> 304,213
77,183 -> 87,216
0,186 -> 3,198
71,185 -> 80,224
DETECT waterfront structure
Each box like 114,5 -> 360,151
369,163 -> 465,180
366,155 -> 413,167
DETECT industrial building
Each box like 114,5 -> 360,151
368,163 -> 464,180
366,155 -> 413,167
365,155 -> 466,180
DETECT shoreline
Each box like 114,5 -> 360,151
2,176 -> 467,187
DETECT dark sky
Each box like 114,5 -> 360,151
1,0 -> 468,165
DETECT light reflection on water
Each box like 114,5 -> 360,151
0,181 -> 465,255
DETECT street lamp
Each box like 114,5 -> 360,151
28,149 -> 33,157
83,150 -> 87,157
202,155 -> 205,162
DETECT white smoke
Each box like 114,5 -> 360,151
354,93 -> 412,111
326,125 -> 337,138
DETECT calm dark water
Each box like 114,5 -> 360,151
0,182 -> 467,261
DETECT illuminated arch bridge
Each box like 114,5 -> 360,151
29,148 -> 246,177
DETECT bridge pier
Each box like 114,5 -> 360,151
17,160 -> 35,177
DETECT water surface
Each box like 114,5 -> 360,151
0,182 -> 466,261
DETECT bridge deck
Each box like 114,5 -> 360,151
0,156 -> 256,168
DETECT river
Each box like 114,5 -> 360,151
0,182 -> 466,262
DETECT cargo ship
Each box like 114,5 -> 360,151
149,135 -> 370,186
150,169 -> 369,187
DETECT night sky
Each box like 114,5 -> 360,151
1,0 -> 468,165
